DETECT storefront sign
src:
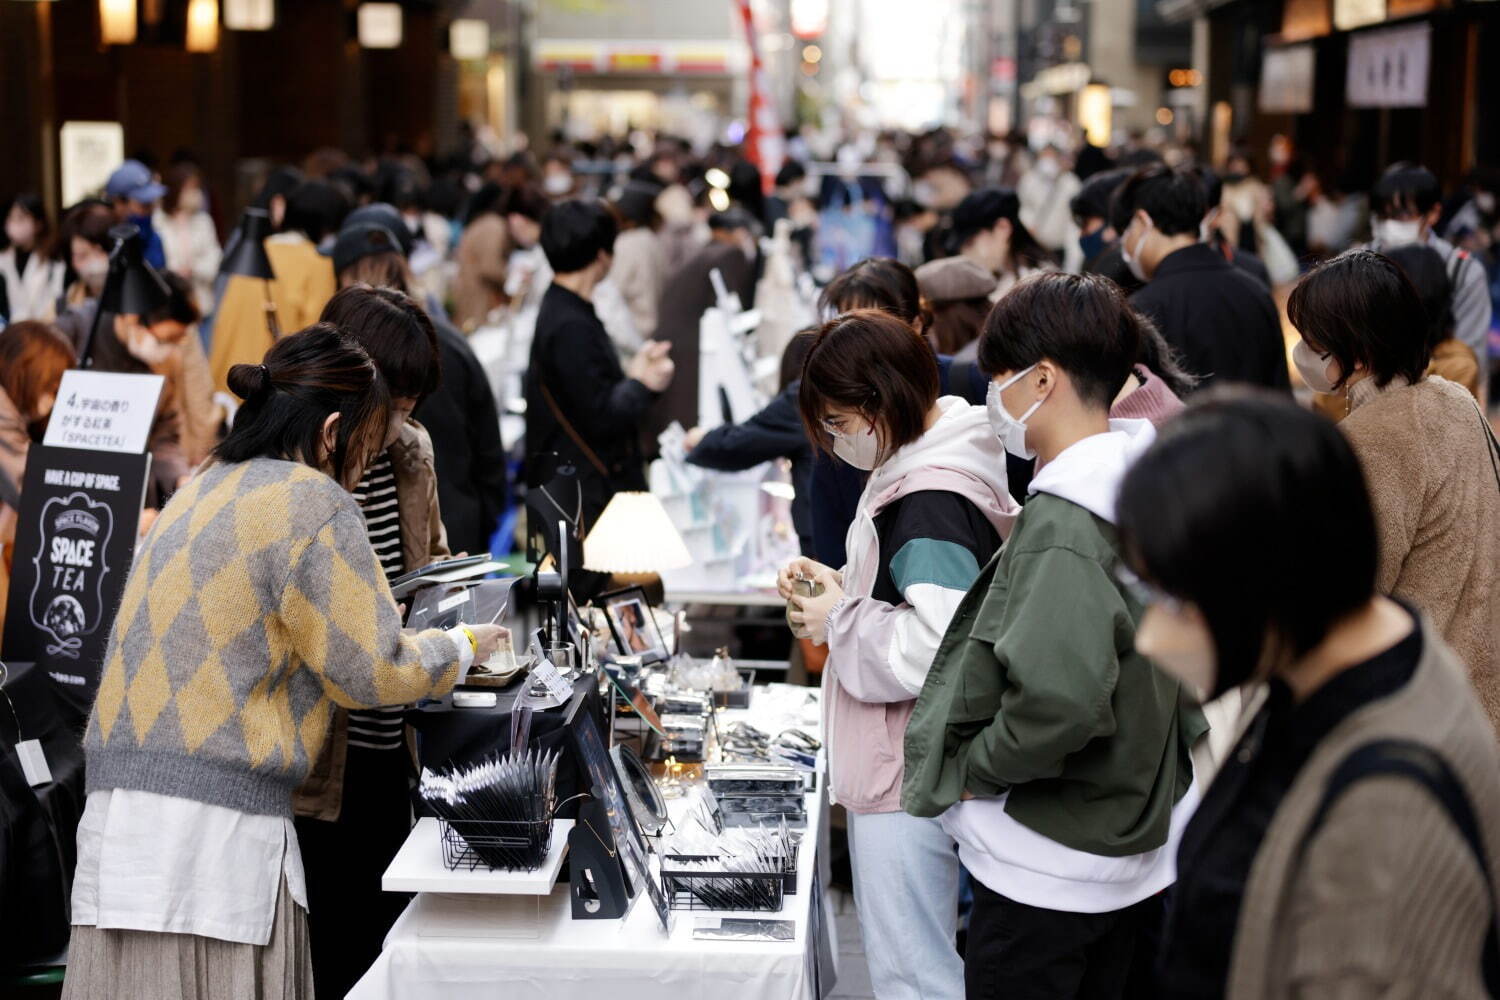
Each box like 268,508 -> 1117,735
1,446 -> 151,706
1347,22 -> 1431,107
43,370 -> 164,456
1260,45 -> 1317,113
1334,0 -> 1386,30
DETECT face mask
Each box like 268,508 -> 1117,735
1036,157 -> 1061,180
1477,192 -> 1497,216
1120,221 -> 1149,282
543,173 -> 573,196
5,219 -> 36,248
1223,172 -> 1248,185
1078,228 -> 1106,262
830,424 -> 880,471
1293,339 -> 1340,394
177,189 -> 205,215
1373,218 -> 1422,247
986,366 -> 1046,460
78,256 -> 108,295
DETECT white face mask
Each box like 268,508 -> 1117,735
543,173 -> 573,196
1373,218 -> 1422,247
177,189 -> 205,215
1036,157 -> 1061,180
986,366 -> 1046,460
78,255 -> 109,295
1120,219 -> 1149,282
1293,339 -> 1340,394
830,423 -> 881,471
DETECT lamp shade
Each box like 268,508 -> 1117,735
222,207 -> 277,280
582,492 -> 692,574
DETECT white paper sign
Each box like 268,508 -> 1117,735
44,370 -> 164,455
16,739 -> 53,787
1347,23 -> 1430,109
60,122 -> 125,210
1260,45 -> 1316,114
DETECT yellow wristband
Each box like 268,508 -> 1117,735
460,625 -> 478,655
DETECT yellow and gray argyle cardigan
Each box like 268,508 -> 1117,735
84,457 -> 459,817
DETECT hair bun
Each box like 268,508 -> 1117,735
226,362 -> 273,401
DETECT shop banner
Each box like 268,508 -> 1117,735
1260,45 -> 1317,113
1347,22 -> 1431,108
1,447 -> 150,709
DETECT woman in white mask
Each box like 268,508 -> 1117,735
63,202 -> 117,308
777,309 -> 1018,1000
155,164 -> 222,315
1289,249 -> 1499,704
0,194 -> 66,323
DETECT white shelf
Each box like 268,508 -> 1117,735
383,817 -> 573,896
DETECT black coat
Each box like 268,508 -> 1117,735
524,283 -> 656,525
413,317 -> 509,556
687,381 -> 814,555
1129,243 -> 1291,393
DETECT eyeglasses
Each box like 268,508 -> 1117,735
1113,564 -> 1184,613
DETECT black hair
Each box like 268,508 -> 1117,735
147,272 -> 201,327
976,272 -> 1142,409
1136,317 -> 1201,398
319,283 -> 440,401
1112,165 -> 1207,237
948,187 -> 1053,268
1371,162 -> 1441,220
818,257 -> 930,333
1117,392 -> 1378,695
252,167 -> 304,211
283,181 -> 350,243
1287,249 -> 1430,390
4,193 -> 52,256
499,185 -> 550,224
1070,168 -> 1131,228
215,323 -> 392,491
1383,243 -> 1454,359
539,199 -> 618,273
775,160 -> 808,188
464,182 -> 507,226
779,327 -> 819,391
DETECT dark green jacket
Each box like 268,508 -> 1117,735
901,493 -> 1206,857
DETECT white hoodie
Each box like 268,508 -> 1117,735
941,418 -> 1202,914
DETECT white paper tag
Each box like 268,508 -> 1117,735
16,739 -> 52,787
530,659 -> 574,702
437,591 -> 470,613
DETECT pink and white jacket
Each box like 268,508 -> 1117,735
823,397 -> 1020,813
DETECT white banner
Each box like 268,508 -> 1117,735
1260,45 -> 1316,114
1347,23 -> 1430,109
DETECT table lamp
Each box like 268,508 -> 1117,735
222,206 -> 281,338
583,492 -> 692,603
81,223 -> 170,367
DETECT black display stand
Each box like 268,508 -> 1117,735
568,796 -> 633,920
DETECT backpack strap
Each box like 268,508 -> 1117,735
1301,739 -> 1499,995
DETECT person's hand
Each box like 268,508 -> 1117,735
466,624 -> 510,665
786,565 -> 844,646
628,340 -> 675,392
683,426 -> 707,451
777,558 -> 836,600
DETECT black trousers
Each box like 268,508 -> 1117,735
294,745 -> 414,1000
964,878 -> 1164,1000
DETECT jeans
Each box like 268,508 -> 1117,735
964,877 -> 1163,1000
848,810 -> 964,1000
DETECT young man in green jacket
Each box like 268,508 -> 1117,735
902,273 -> 1206,998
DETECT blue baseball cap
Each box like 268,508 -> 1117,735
105,160 -> 167,204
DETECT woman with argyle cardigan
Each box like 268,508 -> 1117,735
62,325 -> 507,1000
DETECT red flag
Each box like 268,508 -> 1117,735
736,0 -> 785,193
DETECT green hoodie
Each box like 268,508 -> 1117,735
901,492 -> 1206,858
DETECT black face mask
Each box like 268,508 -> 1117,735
1223,172 -> 1248,184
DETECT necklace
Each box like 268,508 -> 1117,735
538,483 -> 582,528
581,816 -> 617,857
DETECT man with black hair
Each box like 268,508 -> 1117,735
525,200 -> 675,525
1118,165 -> 1290,392
903,273 -> 1204,999
1365,162 -> 1491,394
1072,167 -> 1139,292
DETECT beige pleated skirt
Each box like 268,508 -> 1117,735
60,877 -> 313,1000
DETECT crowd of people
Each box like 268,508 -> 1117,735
0,122 -> 1498,999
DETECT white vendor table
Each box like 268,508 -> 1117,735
349,685 -> 833,1000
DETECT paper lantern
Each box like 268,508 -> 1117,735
186,0 -> 218,52
358,3 -> 402,49
223,0 -> 272,30
100,0 -> 136,45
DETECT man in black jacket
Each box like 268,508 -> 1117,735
525,200 -> 675,528
1116,165 -> 1291,392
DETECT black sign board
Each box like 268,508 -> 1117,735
2,445 -> 150,708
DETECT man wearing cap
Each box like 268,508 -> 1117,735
106,160 -> 168,270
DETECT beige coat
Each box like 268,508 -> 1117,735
451,214 -> 510,332
292,420 -> 450,820
1228,628 -> 1500,999
1341,375 -> 1500,725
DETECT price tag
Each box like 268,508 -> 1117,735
16,739 -> 52,787
530,658 -> 574,702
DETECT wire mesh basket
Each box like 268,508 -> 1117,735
438,817 -> 554,873
667,850 -> 798,895
659,864 -> 787,912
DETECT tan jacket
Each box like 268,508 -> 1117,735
451,214 -> 510,333
1228,628 -> 1500,999
293,420 -> 451,820
1341,375 -> 1500,724
208,234 -> 336,393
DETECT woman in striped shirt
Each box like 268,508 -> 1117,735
293,282 -> 452,999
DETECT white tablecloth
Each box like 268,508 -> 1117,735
349,685 -> 833,1000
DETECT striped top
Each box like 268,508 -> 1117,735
349,451 -> 408,751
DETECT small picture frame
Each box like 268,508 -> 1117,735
600,586 -> 670,664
